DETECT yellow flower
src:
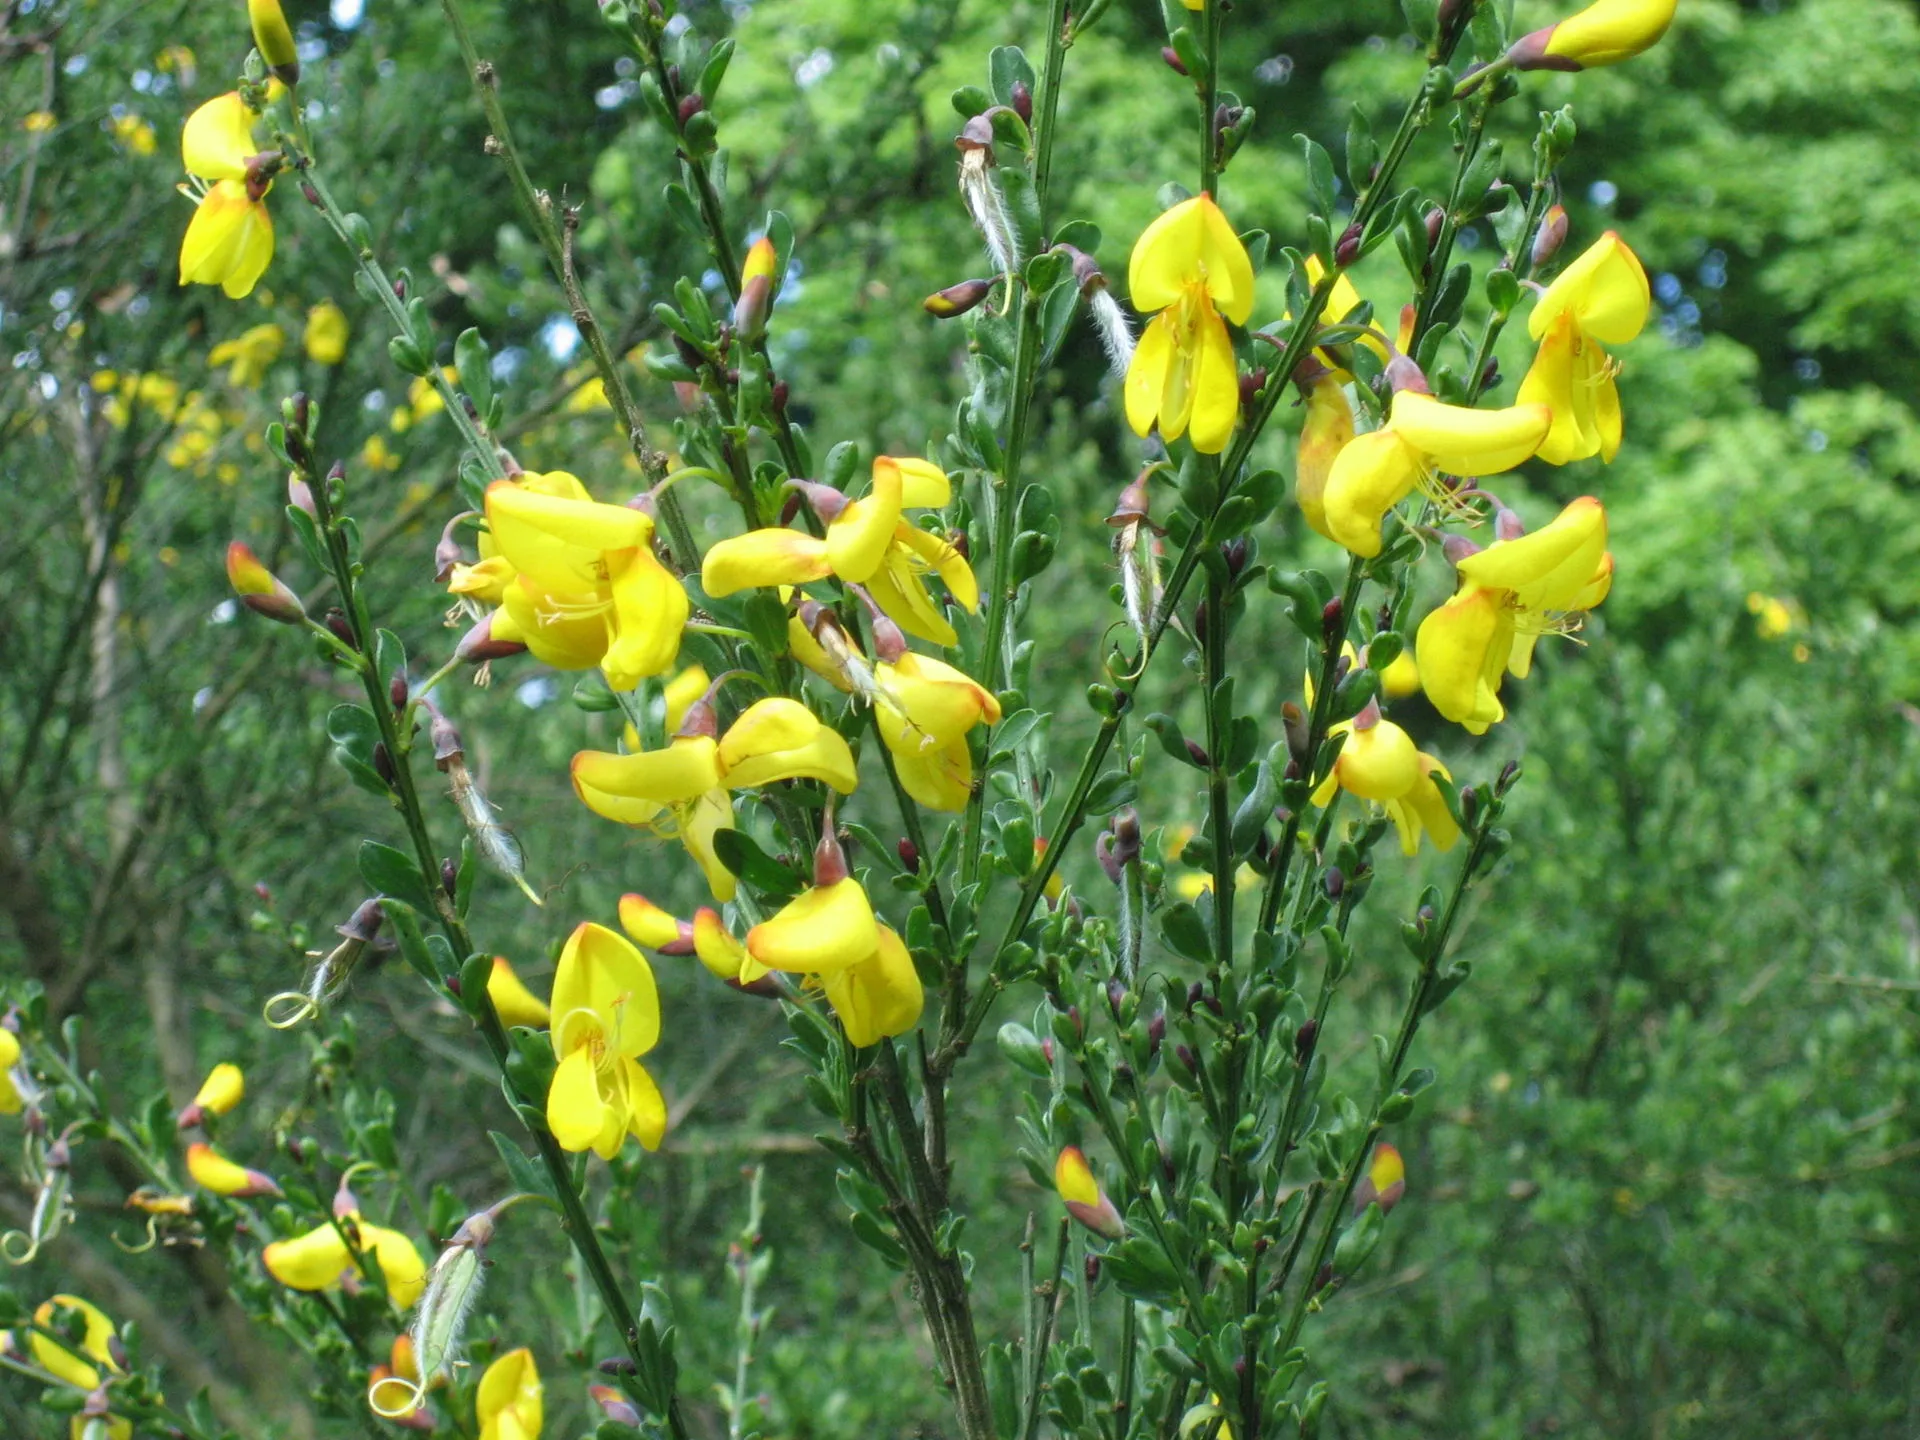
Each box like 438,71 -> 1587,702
619,893 -> 694,953
572,697 -> 858,903
702,457 -> 977,646
208,322 -> 284,387
23,110 -> 55,133
1510,0 -> 1677,70
185,1141 -> 280,1198
874,650 -> 1002,812
1517,232 -> 1650,464
1294,370 -> 1354,542
1310,711 -> 1460,857
742,879 -> 922,1046
226,540 -> 304,624
1124,194 -> 1254,454
1747,592 -> 1795,640
1320,389 -> 1552,558
305,301 -> 349,365
545,923 -> 667,1158
488,956 -> 552,1028
1054,1146 -> 1124,1239
178,93 -> 273,300
0,1028 -> 23,1115
262,1216 -> 427,1308
110,113 -> 157,156
733,234 -> 778,338
483,474 -> 689,688
176,1062 -> 244,1127
31,1296 -> 133,1440
1417,496 -> 1612,733
477,1348 -> 543,1440
1380,646 -> 1420,699
361,433 -> 401,472
249,0 -> 301,85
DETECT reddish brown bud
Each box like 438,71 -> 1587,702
923,277 -> 995,319
1531,204 -> 1569,269
1010,80 -> 1033,124
1321,597 -> 1345,644
898,838 -> 921,873
1161,46 -> 1188,76
1334,221 -> 1364,268
676,92 -> 705,124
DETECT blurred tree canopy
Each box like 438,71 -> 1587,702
4,0 -> 1920,1435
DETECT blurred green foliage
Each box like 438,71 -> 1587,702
4,0 -> 1920,1435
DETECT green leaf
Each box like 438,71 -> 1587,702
358,841 -> 437,917
1160,902 -> 1212,964
489,1131 -> 558,1204
987,46 -> 1036,109
1085,769 -> 1138,815
711,828 -> 803,899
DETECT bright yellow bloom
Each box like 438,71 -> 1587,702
189,1061 -> 245,1117
1511,0 -> 1677,70
178,93 -> 273,299
1320,390 -> 1552,558
1294,371 -> 1354,542
483,474 -> 688,688
874,651 -> 1001,811
734,235 -> 779,337
31,1296 -> 133,1440
573,697 -> 858,902
702,457 -> 976,646
1355,1141 -> 1407,1213
477,1348 -> 543,1440
208,322 -> 284,387
185,1141 -> 280,1198
1310,713 -> 1460,857
1518,231 -> 1650,464
305,301 -> 350,365
0,1028 -> 23,1115
1124,194 -> 1254,454
1054,1146 -> 1125,1239
745,879 -> 923,1046
23,110 -> 55,133
263,1215 -> 427,1308
618,893 -> 692,952
488,956 -> 551,1028
1418,496 -> 1612,733
545,924 -> 667,1159
249,0 -> 300,84
226,540 -> 304,623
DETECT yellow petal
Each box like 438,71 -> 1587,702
191,1061 -> 245,1115
485,480 -> 649,592
179,183 -> 273,299
32,1297 -> 117,1390
718,698 -> 859,792
681,788 -> 738,903
876,654 -> 996,748
886,455 -> 952,508
262,1223 -> 353,1293
867,548 -> 958,647
1184,301 -> 1240,455
1322,429 -> 1420,558
621,1059 -> 667,1150
1407,758 -> 1461,854
1125,308 -> 1176,439
1333,719 -> 1420,801
1053,1147 -> 1101,1207
181,93 -> 253,181
664,664 -> 710,731
894,524 -> 980,612
1460,496 -> 1608,614
619,894 -> 685,950
488,956 -> 551,1028
1530,230 -> 1651,345
746,878 -> 877,974
500,576 -> 610,671
477,1348 -> 543,1440
572,737 -> 723,808
1416,586 -> 1510,734
359,1222 -> 427,1309
889,734 -> 973,811
822,924 -> 924,1047
1129,195 -> 1256,325
788,613 -> 856,691
701,528 -> 831,597
601,544 -> 688,690
1295,377 -> 1353,541
547,1044 -> 610,1153
1388,391 -> 1552,477
1542,0 -> 1678,70
826,459 -> 903,583
693,908 -> 748,981
186,1141 -> 275,1196
1517,314 -> 1598,466
551,922 -> 661,1060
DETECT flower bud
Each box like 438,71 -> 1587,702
390,672 -> 409,710
249,0 -> 300,86
1147,1011 -> 1165,1057
1334,221 -> 1364,269
1294,1017 -> 1319,1063
1321,596 -> 1345,644
1323,866 -> 1345,900
176,1062 -> 245,1130
590,1384 -> 643,1426
733,236 -> 778,338
455,612 -> 527,664
923,277 -> 995,319
898,838 -> 920,873
226,541 -> 305,625
1531,204 -> 1570,270
1384,352 -> 1431,395
1054,1147 -> 1125,1240
325,609 -> 356,647
1010,80 -> 1033,125
1161,46 -> 1188,76
1507,0 -> 1676,73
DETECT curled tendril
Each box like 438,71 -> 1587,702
263,991 -> 319,1029
368,1374 -> 426,1421
0,1229 -> 40,1265
111,1216 -> 161,1255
